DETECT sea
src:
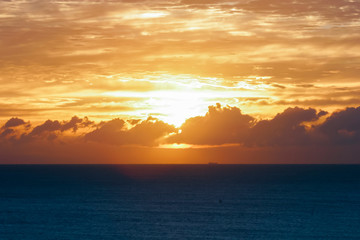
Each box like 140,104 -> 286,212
0,165 -> 359,240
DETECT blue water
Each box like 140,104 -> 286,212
0,165 -> 359,239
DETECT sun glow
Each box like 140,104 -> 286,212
145,91 -> 207,127
158,143 -> 193,149
98,74 -> 274,126
103,89 -> 212,126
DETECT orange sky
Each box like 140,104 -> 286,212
1,0 -> 360,163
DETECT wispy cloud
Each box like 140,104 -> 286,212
1,0 -> 359,133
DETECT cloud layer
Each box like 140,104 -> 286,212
1,0 -> 360,123
1,104 -> 360,163
1,1 -> 359,163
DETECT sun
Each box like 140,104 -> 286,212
144,90 -> 211,127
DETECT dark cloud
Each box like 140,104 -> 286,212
0,117 -> 31,142
1,105 -> 360,163
1,115 -> 174,146
2,117 -> 27,129
0,116 -> 94,144
169,104 -> 329,146
28,116 -> 94,137
30,120 -> 62,136
61,116 -> 84,132
84,118 -> 126,145
168,103 -> 255,145
3,105 -> 360,149
1,128 -> 14,137
126,117 -> 176,146
247,107 -> 326,146
317,106 -> 360,144
85,117 -> 176,146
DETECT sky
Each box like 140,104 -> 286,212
1,0 -> 360,164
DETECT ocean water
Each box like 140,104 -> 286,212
0,165 -> 359,240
